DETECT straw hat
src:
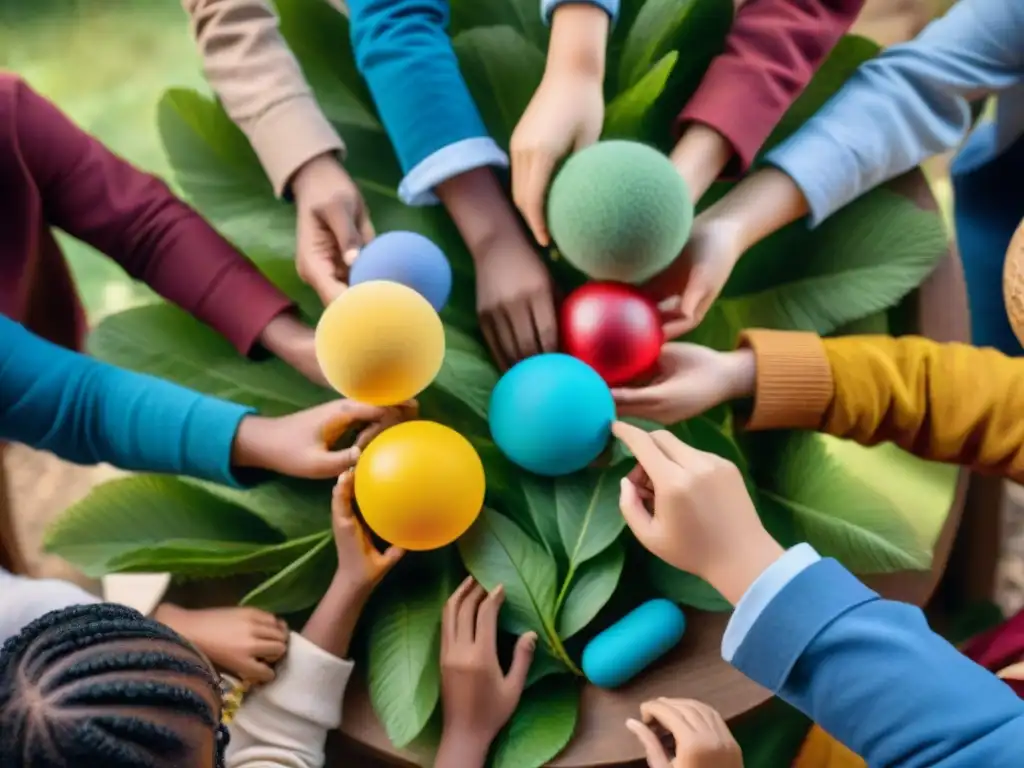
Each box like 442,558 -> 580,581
1005,216 -> 1024,347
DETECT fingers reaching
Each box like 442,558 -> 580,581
475,584 -> 505,652
611,421 -> 675,479
513,151 -> 558,246
505,631 -> 537,695
332,471 -> 356,520
625,718 -> 672,768
619,477 -> 653,538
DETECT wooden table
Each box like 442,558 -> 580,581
327,170 -> 976,767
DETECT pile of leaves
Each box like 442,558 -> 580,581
45,0 -> 959,765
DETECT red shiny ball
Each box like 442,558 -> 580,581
560,282 -> 664,386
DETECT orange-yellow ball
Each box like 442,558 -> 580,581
355,421 -> 486,551
315,280 -> 445,405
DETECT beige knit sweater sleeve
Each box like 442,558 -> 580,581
226,633 -> 354,768
181,0 -> 346,197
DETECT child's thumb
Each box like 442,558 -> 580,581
505,632 -> 538,692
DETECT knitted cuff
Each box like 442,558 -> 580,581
737,329 -> 834,431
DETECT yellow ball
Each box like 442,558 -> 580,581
355,421 -> 485,551
315,280 -> 445,405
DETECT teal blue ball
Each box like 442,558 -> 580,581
488,354 -> 615,477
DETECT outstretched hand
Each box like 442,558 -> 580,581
644,216 -> 746,339
231,399 -> 417,479
435,577 -> 536,768
612,344 -> 755,424
511,69 -> 603,246
611,421 -> 782,604
292,152 -> 375,305
627,698 -> 742,768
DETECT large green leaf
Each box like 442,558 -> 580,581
457,508 -> 577,672
449,0 -> 548,51
491,676 -> 580,768
557,540 -> 626,638
241,532 -> 337,613
647,556 -> 731,612
603,51 -> 678,140
88,303 -> 329,416
759,433 -> 933,573
367,554 -> 457,748
105,532 -> 328,579
184,477 -> 332,539
617,0 -> 704,90
44,476 -> 280,577
722,190 -> 948,335
554,463 -> 630,607
453,26 -> 545,150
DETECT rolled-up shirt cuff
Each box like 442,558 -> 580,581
722,543 -> 822,662
765,128 -> 865,228
541,0 -> 619,24
399,137 -> 509,206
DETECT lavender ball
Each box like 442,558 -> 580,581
349,231 -> 452,312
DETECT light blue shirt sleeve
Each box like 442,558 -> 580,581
0,316 -> 253,487
722,543 -> 821,662
400,137 -> 508,206
541,0 -> 619,25
765,0 -> 1024,226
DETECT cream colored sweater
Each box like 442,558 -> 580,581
226,633 -> 354,768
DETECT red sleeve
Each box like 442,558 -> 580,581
677,0 -> 865,175
6,75 -> 292,355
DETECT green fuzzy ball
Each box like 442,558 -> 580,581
547,140 -> 693,284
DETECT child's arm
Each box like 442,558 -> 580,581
672,0 -> 864,202
0,316 -> 395,483
511,2 -> 611,244
1,73 -> 322,379
181,0 -> 372,305
613,422 -> 1024,768
347,1 -> 558,368
226,472 -> 404,768
435,577 -> 536,768
763,0 -> 1023,229
648,0 -> 1023,335
616,330 -> 1024,482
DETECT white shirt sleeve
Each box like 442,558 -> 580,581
226,633 -> 355,768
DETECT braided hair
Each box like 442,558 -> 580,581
0,603 -> 229,768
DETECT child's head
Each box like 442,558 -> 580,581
0,603 -> 228,768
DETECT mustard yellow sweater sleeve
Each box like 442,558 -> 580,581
738,329 -> 1024,482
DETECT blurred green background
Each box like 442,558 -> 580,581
0,0 -> 208,320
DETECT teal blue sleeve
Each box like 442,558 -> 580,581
0,316 -> 253,487
347,0 -> 508,206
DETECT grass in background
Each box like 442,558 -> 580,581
1,1 -> 209,319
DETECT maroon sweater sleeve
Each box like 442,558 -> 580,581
6,75 -> 292,355
677,0 -> 865,175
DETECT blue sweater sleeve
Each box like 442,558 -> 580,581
732,558 -> 1024,767
348,0 -> 508,206
0,316 -> 252,487
765,0 -> 1024,226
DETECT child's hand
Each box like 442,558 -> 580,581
612,345 -> 755,424
291,152 -> 375,305
331,471 -> 404,594
511,70 -> 603,245
153,604 -> 289,685
627,698 -> 742,768
645,215 -> 746,339
474,234 -> 559,369
231,399 -> 417,479
611,421 -> 783,604
435,577 -> 537,768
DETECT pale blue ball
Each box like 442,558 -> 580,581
349,231 -> 452,311
489,354 -> 615,477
